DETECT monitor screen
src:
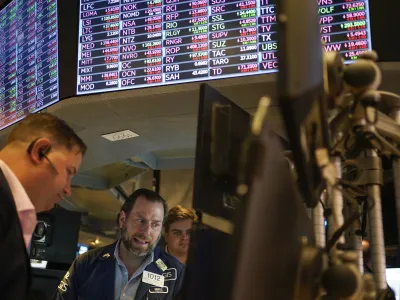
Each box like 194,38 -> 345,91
0,0 -> 60,130
76,0 -> 372,95
30,259 -> 48,269
387,268 -> 400,300
77,244 -> 88,256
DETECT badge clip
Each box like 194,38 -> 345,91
155,258 -> 168,272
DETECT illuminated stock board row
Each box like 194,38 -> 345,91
76,0 -> 372,94
0,0 -> 59,129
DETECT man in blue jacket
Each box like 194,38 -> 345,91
52,188 -> 185,300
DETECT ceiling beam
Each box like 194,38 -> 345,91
108,168 -> 148,188
137,152 -> 159,169
72,173 -> 110,189
111,186 -> 130,205
80,215 -> 119,239
157,157 -> 195,169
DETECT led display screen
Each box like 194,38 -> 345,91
76,0 -> 372,94
0,0 -> 59,130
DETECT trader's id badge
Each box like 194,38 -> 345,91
142,271 -> 165,288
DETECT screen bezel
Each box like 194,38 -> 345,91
369,0 -> 400,62
57,0 -> 80,100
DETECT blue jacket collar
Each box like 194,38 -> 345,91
98,241 -> 118,261
94,241 -> 167,300
91,242 -> 117,300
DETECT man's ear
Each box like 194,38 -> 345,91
28,138 -> 52,164
119,211 -> 126,229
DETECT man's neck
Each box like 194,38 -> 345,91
0,150 -> 33,197
118,241 -> 147,274
0,151 -> 27,183
167,247 -> 187,265
175,253 -> 187,265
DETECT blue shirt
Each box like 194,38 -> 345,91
114,240 -> 154,300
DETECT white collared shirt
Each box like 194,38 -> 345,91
0,160 -> 37,250
114,240 -> 154,300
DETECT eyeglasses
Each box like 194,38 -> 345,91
27,138 -> 59,175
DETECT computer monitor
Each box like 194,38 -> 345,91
77,244 -> 88,257
182,83 -> 251,300
30,207 -> 81,266
386,268 -> 400,300
230,119 -> 315,300
192,83 -> 251,221
230,0 -> 322,297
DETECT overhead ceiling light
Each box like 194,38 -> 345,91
89,237 -> 101,246
101,130 -> 139,142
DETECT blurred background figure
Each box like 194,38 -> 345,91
164,205 -> 198,264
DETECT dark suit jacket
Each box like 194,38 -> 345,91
0,168 -> 31,300
52,243 -> 185,300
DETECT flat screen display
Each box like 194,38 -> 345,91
0,0 -> 59,130
76,0 -> 372,95
76,244 -> 88,256
387,268 -> 400,300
